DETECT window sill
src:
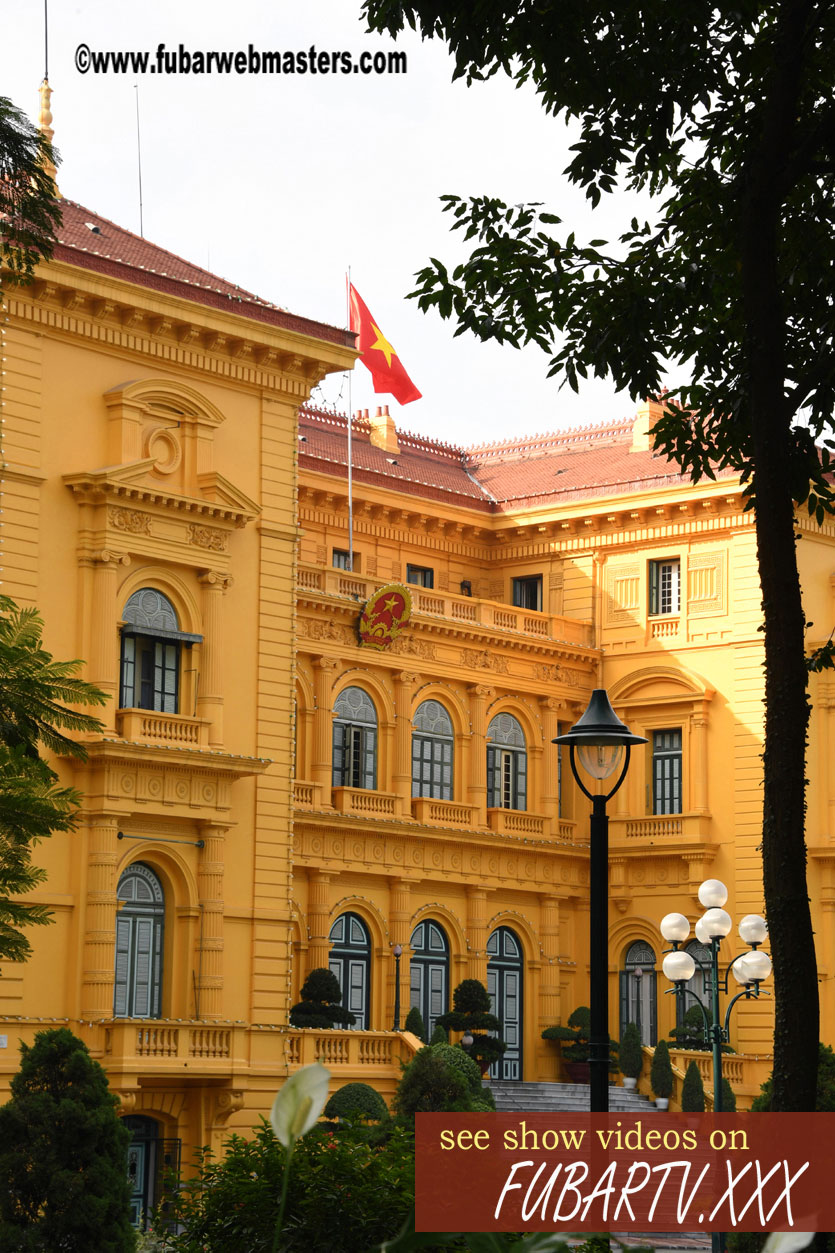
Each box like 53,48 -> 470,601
116,709 -> 210,748
331,787 -> 397,817
647,615 -> 681,640
411,797 -> 475,826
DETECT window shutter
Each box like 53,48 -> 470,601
114,915 -> 132,1015
649,561 -> 659,615
120,636 -> 135,708
649,970 -> 658,1046
619,971 -> 629,1043
487,746 -> 498,808
516,751 -> 527,811
332,722 -> 346,787
363,727 -> 377,790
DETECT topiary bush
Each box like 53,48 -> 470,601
619,1021 -> 643,1079
289,968 -> 356,1029
429,1023 -> 448,1044
432,1042 -> 494,1106
437,979 -> 506,1071
404,1005 -> 426,1042
324,1082 -> 388,1123
650,1039 -> 673,1100
719,1076 -> 737,1111
542,1006 -> 619,1071
681,1060 -> 706,1112
393,1046 -> 472,1126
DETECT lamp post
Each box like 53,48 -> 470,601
392,944 -> 403,1031
554,689 -> 646,1113
659,883 -> 771,1253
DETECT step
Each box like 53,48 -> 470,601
485,1080 -> 660,1113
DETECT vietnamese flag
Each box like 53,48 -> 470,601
348,283 -> 422,405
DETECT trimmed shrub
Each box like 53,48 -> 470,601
543,1006 -> 619,1071
437,978 -> 506,1071
393,1047 -> 471,1126
681,1060 -> 706,1112
430,1023 -> 448,1044
650,1039 -> 674,1100
0,1028 -> 134,1251
404,1006 -> 426,1041
719,1076 -> 737,1112
289,968 -> 356,1029
324,1082 -> 388,1122
619,1021 -> 643,1079
433,1042 -> 483,1098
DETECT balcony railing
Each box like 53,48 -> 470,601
487,809 -> 547,837
331,787 -> 397,817
296,563 -> 593,648
411,797 -> 476,827
609,812 -> 712,842
293,780 -> 325,808
633,1045 -> 773,1111
117,709 -> 210,748
103,1020 -> 245,1071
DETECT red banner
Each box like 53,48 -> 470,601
416,1113 -> 834,1233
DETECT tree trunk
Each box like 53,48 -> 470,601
742,0 -> 819,1112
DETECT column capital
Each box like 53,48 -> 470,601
467,684 -> 494,700
198,570 -> 234,590
89,549 -> 130,567
313,655 -> 340,672
394,670 -> 421,688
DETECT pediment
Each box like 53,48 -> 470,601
64,461 -> 259,528
609,666 -> 714,707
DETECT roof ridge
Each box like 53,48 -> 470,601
465,417 -> 633,458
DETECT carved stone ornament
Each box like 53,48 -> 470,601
187,524 -> 228,552
108,506 -> 151,535
389,635 -> 436,659
298,618 -> 356,644
534,662 -> 585,688
461,648 -> 509,674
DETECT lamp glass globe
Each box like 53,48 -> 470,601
731,954 -> 753,985
738,914 -> 768,945
743,950 -> 772,982
694,917 -> 713,945
662,951 -> 696,982
698,879 -> 729,909
701,907 -> 732,938
576,743 -> 624,780
660,912 -> 691,943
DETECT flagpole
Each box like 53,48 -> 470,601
346,268 -> 354,573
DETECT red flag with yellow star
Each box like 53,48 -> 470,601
348,283 -> 422,405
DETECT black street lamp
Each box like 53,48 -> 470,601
554,689 -> 646,1113
392,944 -> 403,1031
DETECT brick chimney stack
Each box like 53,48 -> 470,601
630,396 -> 665,452
367,405 -> 400,454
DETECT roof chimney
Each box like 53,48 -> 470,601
368,405 -> 400,454
630,396 -> 665,452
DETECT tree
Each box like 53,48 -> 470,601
0,95 -> 60,286
0,1028 -> 134,1250
436,978 -> 507,1070
288,967 -> 357,1029
0,596 -> 106,962
404,1004 -> 427,1041
364,0 -> 835,1111
619,1021 -> 644,1081
681,1061 -> 706,1113
649,1039 -> 673,1102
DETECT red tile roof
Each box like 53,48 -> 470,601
51,200 -> 352,348
299,408 -> 736,513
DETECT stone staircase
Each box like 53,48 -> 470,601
486,1079 -> 661,1114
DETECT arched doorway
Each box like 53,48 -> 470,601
124,1115 -> 181,1229
409,920 -> 449,1038
487,926 -> 524,1079
329,912 -> 371,1029
619,940 -> 658,1046
114,863 -> 165,1018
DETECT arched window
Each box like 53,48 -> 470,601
410,920 -> 449,1037
412,700 -> 454,800
487,926 -> 524,1080
619,940 -> 657,1047
329,912 -> 371,1029
119,588 -> 200,714
487,713 -> 527,811
332,687 -> 378,790
114,863 -> 165,1018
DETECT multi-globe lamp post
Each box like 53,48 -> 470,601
554,690 -> 647,1113
659,878 -> 772,1113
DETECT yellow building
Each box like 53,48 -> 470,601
3,122 -> 835,1214
292,398 -> 835,1103
0,189 -> 353,1217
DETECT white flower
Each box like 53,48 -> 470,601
762,1233 -> 815,1253
270,1062 -> 330,1149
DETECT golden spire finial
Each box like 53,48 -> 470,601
38,77 -> 60,194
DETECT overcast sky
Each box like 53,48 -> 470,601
1,1 -> 660,447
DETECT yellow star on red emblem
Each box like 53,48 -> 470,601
370,322 -> 397,368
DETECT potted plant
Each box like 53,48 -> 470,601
650,1038 -> 674,1109
437,979 -> 507,1076
619,1021 -> 643,1090
542,1006 -> 619,1084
